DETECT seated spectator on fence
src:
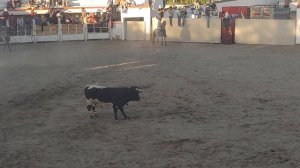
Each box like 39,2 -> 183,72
205,3 -> 210,27
81,7 -> 87,24
210,1 -> 217,16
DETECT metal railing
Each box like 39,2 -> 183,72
87,23 -> 109,33
61,24 -> 84,35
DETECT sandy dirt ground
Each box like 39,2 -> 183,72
1,41 -> 300,168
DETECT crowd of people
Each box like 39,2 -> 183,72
27,0 -> 68,9
6,0 -> 23,10
156,1 -> 218,27
6,0 -> 68,10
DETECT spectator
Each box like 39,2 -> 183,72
88,12 -> 97,24
181,7 -> 187,26
40,15 -> 47,31
157,5 -> 164,22
167,6 -> 174,26
81,7 -> 87,24
175,7 -> 181,26
210,0 -> 217,16
205,3 -> 210,28
2,8 -> 9,27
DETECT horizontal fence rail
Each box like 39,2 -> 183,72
3,18 -> 111,43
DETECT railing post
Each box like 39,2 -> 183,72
6,19 -> 9,27
32,18 -> 37,43
83,23 -> 87,41
58,18 -> 62,42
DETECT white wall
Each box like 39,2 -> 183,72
296,8 -> 300,44
235,19 -> 296,45
121,8 -> 151,40
216,0 -> 281,11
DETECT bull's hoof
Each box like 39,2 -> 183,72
89,115 -> 95,119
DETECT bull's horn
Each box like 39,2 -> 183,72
136,88 -> 143,92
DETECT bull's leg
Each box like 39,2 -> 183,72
118,106 -> 128,119
157,36 -> 161,46
164,37 -> 167,46
92,105 -> 97,117
152,33 -> 156,45
7,41 -> 11,52
113,105 -> 118,120
87,105 -> 94,118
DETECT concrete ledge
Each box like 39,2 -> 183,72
87,33 -> 109,40
36,35 -> 59,42
62,34 -> 84,41
11,36 -> 33,43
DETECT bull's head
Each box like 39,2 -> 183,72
131,87 -> 142,101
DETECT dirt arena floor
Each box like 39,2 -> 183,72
1,41 -> 300,168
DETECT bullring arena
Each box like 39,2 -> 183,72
1,40 -> 300,167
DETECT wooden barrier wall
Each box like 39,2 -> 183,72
235,19 -> 296,45
152,18 -> 221,44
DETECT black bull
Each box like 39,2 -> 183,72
84,86 -> 141,119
